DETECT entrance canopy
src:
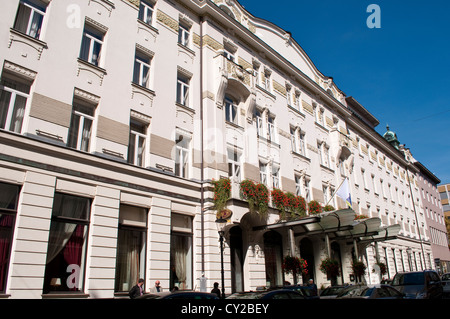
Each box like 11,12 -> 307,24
252,209 -> 400,244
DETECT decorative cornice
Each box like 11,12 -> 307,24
3,60 -> 37,80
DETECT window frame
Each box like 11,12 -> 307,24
0,77 -> 31,134
13,0 -> 47,40
176,74 -> 190,107
79,24 -> 105,67
127,119 -> 147,167
43,193 -> 91,295
138,0 -> 154,26
225,97 -> 237,125
0,183 -> 20,293
178,23 -> 190,47
133,51 -> 151,88
175,132 -> 191,178
67,102 -> 96,152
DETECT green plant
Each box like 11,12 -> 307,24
308,200 -> 322,215
319,258 -> 340,278
212,178 -> 231,213
282,256 -> 308,285
354,214 -> 369,220
240,179 -> 269,218
240,179 -> 257,213
282,256 -> 308,275
351,260 -> 367,279
286,193 -> 307,218
323,205 -> 335,212
271,188 -> 288,219
375,262 -> 387,275
255,183 -> 269,217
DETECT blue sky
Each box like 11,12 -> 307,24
238,0 -> 450,184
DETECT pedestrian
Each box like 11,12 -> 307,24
128,278 -> 145,299
307,279 -> 318,296
211,282 -> 221,298
150,280 -> 164,293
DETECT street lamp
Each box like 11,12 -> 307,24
215,217 -> 227,299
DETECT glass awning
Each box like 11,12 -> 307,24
252,208 -> 401,243
358,224 -> 401,244
253,208 -> 356,235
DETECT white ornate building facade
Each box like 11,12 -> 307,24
0,0 -> 442,298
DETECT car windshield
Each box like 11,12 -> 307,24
442,274 -> 450,281
321,287 -> 344,296
392,273 -> 425,285
227,292 -> 264,299
338,286 -> 368,297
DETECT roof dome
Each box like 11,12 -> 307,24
383,125 -> 400,149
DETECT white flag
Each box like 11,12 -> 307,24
336,178 -> 352,208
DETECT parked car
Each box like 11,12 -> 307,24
440,273 -> 450,298
391,270 -> 443,299
226,289 -> 305,299
336,284 -> 404,299
136,291 -> 219,299
319,284 -> 352,299
282,285 -> 320,299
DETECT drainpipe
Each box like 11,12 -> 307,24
200,16 -> 205,278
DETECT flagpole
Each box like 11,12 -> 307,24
326,177 -> 348,206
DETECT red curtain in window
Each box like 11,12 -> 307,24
0,215 -> 14,291
63,224 -> 84,290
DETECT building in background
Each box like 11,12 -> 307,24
438,183 -> 450,265
0,0 -> 444,298
413,161 -> 449,273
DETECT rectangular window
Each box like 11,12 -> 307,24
290,127 -> 298,153
79,23 -> 104,67
267,115 -> 276,143
138,0 -> 154,26
295,175 -> 302,197
323,185 -> 329,205
227,149 -> 241,182
318,142 -> 324,166
361,169 -> 368,190
304,178 -> 311,203
272,165 -> 280,189
178,23 -> 190,47
225,97 -> 237,124
263,70 -> 271,92
170,214 -> 193,290
224,48 -> 235,62
43,193 -> 91,294
13,0 -> 47,39
176,74 -> 190,107
259,162 -> 268,186
255,109 -> 263,136
0,75 -> 31,134
133,50 -> 151,88
67,101 -> 96,152
115,205 -> 147,293
0,183 -> 20,293
127,119 -> 147,167
175,132 -> 190,178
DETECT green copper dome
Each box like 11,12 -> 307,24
383,125 -> 400,149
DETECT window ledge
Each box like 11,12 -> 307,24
77,58 -> 107,86
225,120 -> 244,131
287,104 -> 306,118
291,151 -> 310,162
9,28 -> 48,60
178,42 -> 195,56
320,164 -> 335,174
175,101 -> 195,113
